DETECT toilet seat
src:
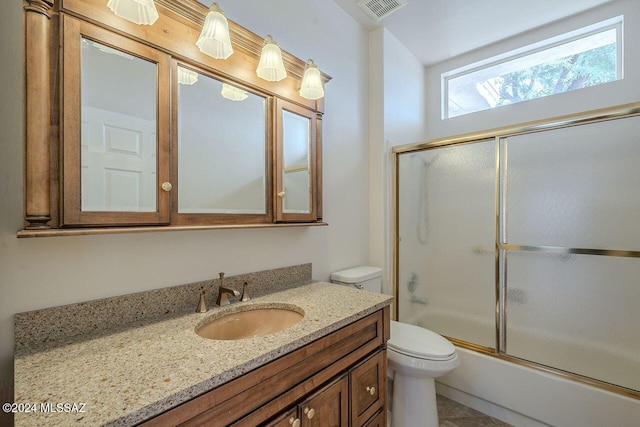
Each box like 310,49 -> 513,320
388,320 -> 456,361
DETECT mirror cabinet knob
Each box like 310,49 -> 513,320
161,182 -> 173,192
278,191 -> 286,198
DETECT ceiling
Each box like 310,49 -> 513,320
332,0 -> 616,66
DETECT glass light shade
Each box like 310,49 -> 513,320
106,0 -> 159,25
196,3 -> 234,60
178,67 -> 199,85
221,83 -> 248,101
299,60 -> 324,100
256,35 -> 287,82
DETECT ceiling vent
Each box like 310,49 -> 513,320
357,0 -> 407,22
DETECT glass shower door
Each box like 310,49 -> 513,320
395,109 -> 640,395
397,140 -> 497,349
503,117 -> 640,392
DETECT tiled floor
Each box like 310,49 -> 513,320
437,395 -> 513,427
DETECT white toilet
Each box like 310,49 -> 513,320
331,266 -> 459,427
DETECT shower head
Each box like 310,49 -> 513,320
409,152 -> 438,168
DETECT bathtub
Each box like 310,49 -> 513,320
401,309 -> 640,426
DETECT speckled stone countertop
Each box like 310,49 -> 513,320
14,282 -> 392,426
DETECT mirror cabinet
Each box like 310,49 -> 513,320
21,0 -> 330,236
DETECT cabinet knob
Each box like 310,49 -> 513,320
278,191 -> 286,198
289,416 -> 300,427
161,182 -> 172,192
303,407 -> 315,419
366,385 -> 376,396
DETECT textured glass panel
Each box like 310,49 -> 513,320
506,251 -> 640,392
506,116 -> 640,251
397,140 -> 496,348
178,69 -> 266,214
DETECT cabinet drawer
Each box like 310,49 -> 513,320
362,409 -> 385,427
350,349 -> 386,427
263,408 -> 298,427
299,374 -> 348,427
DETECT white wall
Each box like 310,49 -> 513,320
369,28 -> 427,297
424,0 -> 640,140
0,2 -> 369,425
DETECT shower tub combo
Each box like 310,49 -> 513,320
393,103 -> 640,426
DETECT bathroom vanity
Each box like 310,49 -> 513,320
14,270 -> 392,426
145,308 -> 388,426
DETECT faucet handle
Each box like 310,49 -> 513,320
241,281 -> 251,302
195,287 -> 208,313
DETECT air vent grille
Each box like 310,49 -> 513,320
357,0 -> 407,22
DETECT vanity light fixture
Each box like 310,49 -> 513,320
299,59 -> 324,100
196,3 -> 234,60
106,0 -> 159,25
178,67 -> 199,85
221,83 -> 249,101
256,35 -> 287,82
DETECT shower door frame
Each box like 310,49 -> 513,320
392,101 -> 640,400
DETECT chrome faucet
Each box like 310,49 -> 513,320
216,272 -> 239,306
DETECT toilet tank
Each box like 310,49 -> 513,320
331,266 -> 383,293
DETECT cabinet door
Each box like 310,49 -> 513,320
62,15 -> 170,226
172,63 -> 274,225
300,375 -> 348,427
264,408 -> 300,427
275,99 -> 317,222
362,409 -> 385,427
350,350 -> 386,427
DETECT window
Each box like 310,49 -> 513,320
443,16 -> 623,119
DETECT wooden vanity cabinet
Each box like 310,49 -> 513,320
360,409 -> 386,427
350,350 -> 386,427
140,307 -> 390,427
265,374 -> 349,427
263,349 -> 386,427
265,409 -> 299,427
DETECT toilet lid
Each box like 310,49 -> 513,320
388,321 -> 456,360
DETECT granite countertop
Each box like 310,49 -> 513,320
14,282 -> 392,426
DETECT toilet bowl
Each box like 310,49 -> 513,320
331,266 -> 460,427
387,320 -> 459,427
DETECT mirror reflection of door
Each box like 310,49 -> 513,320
282,110 -> 311,214
80,39 -> 157,212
